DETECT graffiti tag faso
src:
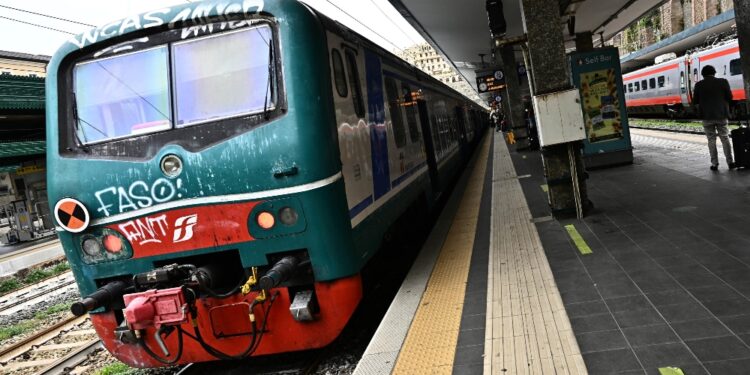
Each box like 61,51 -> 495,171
95,178 -> 184,216
119,213 -> 198,246
68,0 -> 265,49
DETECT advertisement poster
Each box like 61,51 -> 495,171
570,47 -> 632,166
579,68 -> 623,142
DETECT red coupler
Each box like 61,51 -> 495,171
123,287 -> 188,330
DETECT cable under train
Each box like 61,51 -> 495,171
624,39 -> 746,118
46,0 -> 488,367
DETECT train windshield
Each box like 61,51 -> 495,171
72,25 -> 274,145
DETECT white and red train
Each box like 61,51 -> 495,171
624,40 -> 745,117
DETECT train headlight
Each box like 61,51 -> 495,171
102,234 -> 123,253
160,154 -> 183,178
278,207 -> 298,226
257,211 -> 275,229
82,237 -> 102,256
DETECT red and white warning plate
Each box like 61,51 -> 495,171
54,198 -> 90,233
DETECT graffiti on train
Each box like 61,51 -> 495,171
95,178 -> 185,216
68,0 -> 265,49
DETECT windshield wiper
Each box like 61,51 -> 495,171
70,93 -> 94,152
262,40 -> 274,120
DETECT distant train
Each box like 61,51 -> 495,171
624,40 -> 745,117
46,0 -> 487,367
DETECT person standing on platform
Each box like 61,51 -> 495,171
693,64 -> 735,171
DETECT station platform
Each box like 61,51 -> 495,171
355,129 -> 750,375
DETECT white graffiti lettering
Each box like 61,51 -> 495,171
68,0 -> 265,49
173,214 -> 198,243
95,178 -> 183,216
119,214 -> 169,245
118,213 -> 199,246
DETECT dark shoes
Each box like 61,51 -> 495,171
710,165 -> 718,171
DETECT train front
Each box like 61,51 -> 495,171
45,0 -> 362,367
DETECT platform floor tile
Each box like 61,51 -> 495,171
484,134 -> 586,374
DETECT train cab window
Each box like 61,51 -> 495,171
74,46 -> 172,143
731,59 -> 742,76
331,49 -> 348,97
344,49 -> 366,118
649,78 -> 656,89
173,26 -> 274,127
641,79 -> 647,91
384,77 -> 407,148
401,84 -> 420,142
657,76 -> 665,88
634,81 -> 640,91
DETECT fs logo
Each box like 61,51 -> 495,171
173,214 -> 198,243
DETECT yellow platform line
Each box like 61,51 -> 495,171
564,224 -> 593,255
392,135 -> 491,375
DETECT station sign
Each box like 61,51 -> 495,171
475,69 -> 506,93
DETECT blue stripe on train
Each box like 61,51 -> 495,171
392,161 -> 427,188
349,195 -> 374,219
365,50 -> 390,200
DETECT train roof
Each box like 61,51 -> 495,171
48,0 -> 484,111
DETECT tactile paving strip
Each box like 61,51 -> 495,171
484,134 -> 587,374
391,135 -> 491,375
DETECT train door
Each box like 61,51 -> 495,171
417,99 -> 439,192
454,106 -> 469,161
686,54 -> 701,105
327,32 -> 374,224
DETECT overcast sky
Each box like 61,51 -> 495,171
0,0 -> 424,56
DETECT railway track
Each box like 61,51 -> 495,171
0,314 -> 101,374
0,272 -> 76,315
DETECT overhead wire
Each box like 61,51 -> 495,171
322,0 -> 404,53
0,15 -> 75,35
0,4 -> 94,27
366,0 -> 419,46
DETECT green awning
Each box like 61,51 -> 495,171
0,165 -> 19,173
0,74 -> 45,111
0,140 -> 46,158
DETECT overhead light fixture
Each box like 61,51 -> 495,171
486,0 -> 507,39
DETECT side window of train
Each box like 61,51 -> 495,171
649,78 -> 656,90
641,79 -> 647,91
680,72 -> 686,93
384,77 -> 407,148
344,49 -> 365,118
401,84 -> 420,143
657,76 -> 665,88
331,49 -> 348,97
693,68 -> 698,82
628,83 -> 633,93
730,59 -> 742,76
634,81 -> 640,91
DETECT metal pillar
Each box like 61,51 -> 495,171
520,0 -> 589,218
735,0 -> 750,106
498,45 -> 528,149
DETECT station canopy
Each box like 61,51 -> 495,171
389,0 -> 665,90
